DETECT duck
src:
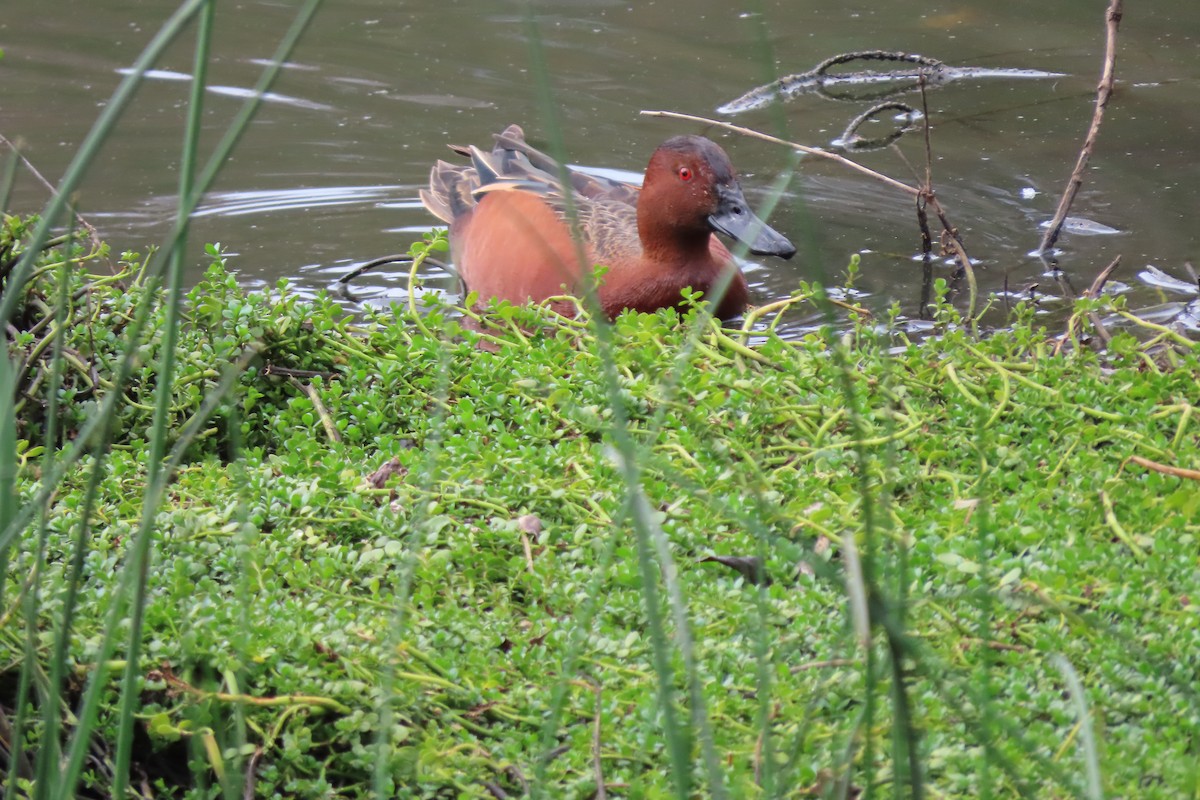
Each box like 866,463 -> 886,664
419,124 -> 795,320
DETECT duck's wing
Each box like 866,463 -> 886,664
481,126 -> 644,261
490,125 -> 640,206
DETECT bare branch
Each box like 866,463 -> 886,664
640,109 -> 919,198
1037,0 -> 1124,254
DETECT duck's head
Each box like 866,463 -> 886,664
639,135 -> 796,259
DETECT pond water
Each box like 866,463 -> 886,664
4,0 -> 1199,334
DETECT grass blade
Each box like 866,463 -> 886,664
43,3 -> 324,797
521,9 -> 704,796
371,268 -> 454,799
109,1 -> 216,794
1053,654 -> 1104,800
27,214 -> 77,800
0,294 -> 24,800
0,142 -> 19,214
0,305 -> 15,616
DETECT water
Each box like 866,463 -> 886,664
4,0 -> 1199,334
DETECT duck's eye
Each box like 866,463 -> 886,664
678,167 -> 692,182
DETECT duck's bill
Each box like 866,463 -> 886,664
709,183 -> 796,259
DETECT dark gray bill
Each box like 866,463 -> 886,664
708,182 -> 796,259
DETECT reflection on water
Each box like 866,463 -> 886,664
4,0 -> 1200,336
116,68 -> 334,111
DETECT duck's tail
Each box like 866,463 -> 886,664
419,159 -> 477,224
419,124 -> 545,224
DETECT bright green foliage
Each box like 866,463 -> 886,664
4,223 -> 1200,799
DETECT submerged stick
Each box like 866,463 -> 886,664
1083,255 -> 1120,345
1037,0 -> 1124,255
915,79 -> 976,319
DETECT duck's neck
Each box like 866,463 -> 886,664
636,199 -> 713,266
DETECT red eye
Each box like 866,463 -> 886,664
678,167 -> 692,182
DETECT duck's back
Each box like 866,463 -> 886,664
420,125 -> 646,309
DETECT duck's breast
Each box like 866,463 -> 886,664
598,236 -> 748,319
452,190 -> 587,307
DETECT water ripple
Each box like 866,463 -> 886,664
191,185 -> 403,219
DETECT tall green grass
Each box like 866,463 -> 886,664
2,2 -> 323,797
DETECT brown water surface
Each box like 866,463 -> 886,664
4,1 -> 1199,333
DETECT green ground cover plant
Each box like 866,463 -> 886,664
2,219 -> 1198,798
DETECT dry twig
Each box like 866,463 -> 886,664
641,107 -> 977,313
640,110 -> 917,198
1055,255 -> 1121,354
1125,454 -> 1200,482
1037,0 -> 1124,254
242,747 -> 263,800
1082,255 -> 1120,344
0,132 -> 109,261
289,376 -> 342,443
789,657 -> 858,674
